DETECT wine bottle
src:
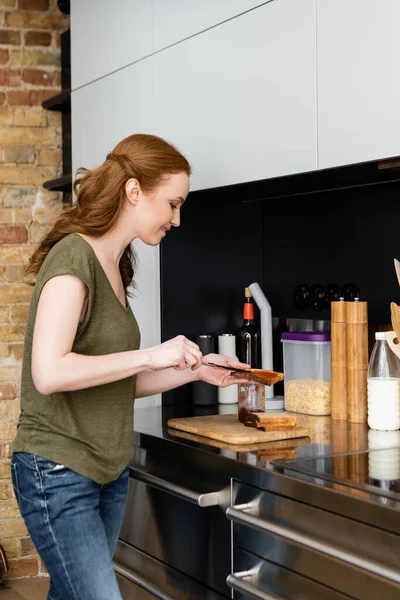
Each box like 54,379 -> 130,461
236,288 -> 261,368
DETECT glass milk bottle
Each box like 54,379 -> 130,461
367,332 -> 400,431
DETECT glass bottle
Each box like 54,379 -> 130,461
367,332 -> 400,431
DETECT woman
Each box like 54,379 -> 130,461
10,134 -> 249,600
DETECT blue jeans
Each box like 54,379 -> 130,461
11,452 -> 129,600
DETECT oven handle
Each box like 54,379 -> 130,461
227,506 -> 400,584
130,465 -> 225,507
227,571 -> 285,600
114,562 -> 175,600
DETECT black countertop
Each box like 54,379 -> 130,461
133,404 -> 400,532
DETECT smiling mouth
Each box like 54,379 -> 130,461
161,227 -> 170,232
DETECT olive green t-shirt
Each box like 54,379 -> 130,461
12,233 -> 141,484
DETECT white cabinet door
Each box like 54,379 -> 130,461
317,0 -> 400,169
71,59 -> 161,407
70,0 -> 151,90
151,0 -> 267,52
153,0 -> 317,191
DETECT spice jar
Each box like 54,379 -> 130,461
281,331 -> 331,415
237,383 -> 265,423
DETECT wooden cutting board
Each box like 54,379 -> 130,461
167,413 -> 308,445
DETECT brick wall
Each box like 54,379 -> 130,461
0,0 -> 69,579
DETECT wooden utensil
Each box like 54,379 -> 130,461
205,362 -> 284,386
386,302 -> 400,360
394,258 -> 400,287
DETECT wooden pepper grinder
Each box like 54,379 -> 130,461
346,301 -> 368,423
331,300 -> 347,420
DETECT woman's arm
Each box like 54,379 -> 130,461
136,368 -> 198,398
136,354 -> 250,398
32,274 -> 202,395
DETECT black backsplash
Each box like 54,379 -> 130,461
160,168 -> 400,404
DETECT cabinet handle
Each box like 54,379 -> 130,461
227,506 -> 400,584
227,571 -> 285,600
114,562 -> 175,600
130,465 -> 226,507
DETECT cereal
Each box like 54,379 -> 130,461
284,379 -> 331,415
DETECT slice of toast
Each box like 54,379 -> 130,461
244,412 -> 296,431
229,368 -> 284,386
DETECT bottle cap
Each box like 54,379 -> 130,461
375,331 -> 386,340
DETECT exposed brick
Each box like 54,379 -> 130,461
6,12 -> 68,30
0,106 -> 13,125
8,343 -> 24,361
7,557 -> 38,578
0,401 -> 9,419
14,106 -> 47,126
11,304 -> 30,325
0,384 -> 16,400
25,31 -> 51,46
3,146 -> 35,164
0,0 -> 16,8
0,498 -> 20,519
10,208 -> 34,224
11,48 -> 60,67
0,266 -> 6,281
29,221 -> 50,243
0,166 -> 53,185
1,538 -> 18,560
0,69 -> 20,87
3,187 -> 37,207
0,365 -> 21,383
20,536 -> 36,556
0,286 -> 32,304
19,0 -> 49,10
0,343 -> 8,359
47,110 -> 61,128
22,67 -> 55,87
0,424 -> 17,445
0,306 -> 9,323
0,29 -> 21,45
7,88 -> 59,106
0,92 -> 5,104
0,481 -> 9,500
6,263 -> 28,282
37,148 -> 61,166
0,49 -> 9,65
0,325 -> 25,342
0,245 -> 32,262
1,126 -> 57,146
0,226 -> 28,244
39,558 -> 48,575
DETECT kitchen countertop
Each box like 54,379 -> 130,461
133,403 -> 400,532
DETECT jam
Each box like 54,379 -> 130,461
238,383 -> 266,423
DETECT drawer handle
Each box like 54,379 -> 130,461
114,562 -> 175,600
131,465 -> 226,507
227,506 -> 400,585
227,571 -> 285,600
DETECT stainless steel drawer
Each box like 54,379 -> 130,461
228,548 -> 352,600
117,573 -> 158,599
227,482 -> 400,600
119,448 -> 231,597
115,540 -> 227,600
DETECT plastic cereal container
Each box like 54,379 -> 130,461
281,331 -> 331,415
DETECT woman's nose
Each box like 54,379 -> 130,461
171,210 -> 180,227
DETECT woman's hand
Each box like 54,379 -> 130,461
148,335 -> 203,371
196,353 -> 251,387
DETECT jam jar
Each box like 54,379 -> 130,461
238,382 -> 266,423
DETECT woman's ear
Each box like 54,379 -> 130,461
125,178 -> 141,206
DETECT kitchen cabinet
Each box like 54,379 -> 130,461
152,0 -> 317,191
71,58 -> 161,407
317,0 -> 400,169
70,0 -> 151,90
151,0 -> 267,53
